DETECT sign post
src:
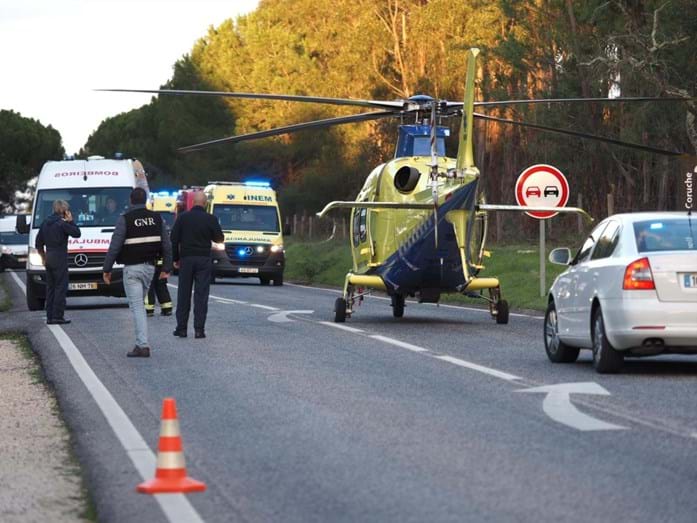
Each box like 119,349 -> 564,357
515,164 -> 570,297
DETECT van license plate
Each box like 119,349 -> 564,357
69,282 -> 98,291
683,273 -> 697,288
239,267 -> 259,274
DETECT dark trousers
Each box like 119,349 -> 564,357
45,252 -> 68,321
176,256 -> 212,331
145,266 -> 172,311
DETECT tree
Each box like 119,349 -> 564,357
0,110 -> 64,212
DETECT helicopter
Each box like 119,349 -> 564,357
101,48 -> 694,324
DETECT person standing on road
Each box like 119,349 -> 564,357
35,200 -> 81,325
144,254 -> 173,316
102,188 -> 172,358
171,192 -> 224,339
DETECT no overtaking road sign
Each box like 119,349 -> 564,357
515,164 -> 570,219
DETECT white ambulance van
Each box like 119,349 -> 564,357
19,156 -> 139,310
204,181 -> 285,286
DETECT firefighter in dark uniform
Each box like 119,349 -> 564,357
144,254 -> 173,316
102,187 -> 172,357
35,199 -> 81,324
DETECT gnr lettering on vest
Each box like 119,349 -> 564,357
134,218 -> 156,227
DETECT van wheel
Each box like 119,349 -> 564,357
273,275 -> 283,286
334,298 -> 347,323
391,295 -> 405,318
544,301 -> 580,363
26,279 -> 45,311
592,307 -> 623,373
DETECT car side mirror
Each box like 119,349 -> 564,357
549,247 -> 571,265
15,215 -> 29,234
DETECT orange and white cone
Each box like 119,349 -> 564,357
137,398 -> 207,494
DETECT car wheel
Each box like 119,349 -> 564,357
592,307 -> 623,373
391,294 -> 405,318
334,297 -> 347,323
26,279 -> 45,311
273,275 -> 283,286
544,301 -> 580,363
260,277 -> 270,285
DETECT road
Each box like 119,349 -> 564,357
3,271 -> 697,522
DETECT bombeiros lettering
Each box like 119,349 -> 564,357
54,170 -> 119,177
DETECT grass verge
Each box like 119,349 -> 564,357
285,239 -> 566,311
0,331 -> 98,522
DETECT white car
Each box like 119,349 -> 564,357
545,212 -> 697,373
0,215 -> 29,272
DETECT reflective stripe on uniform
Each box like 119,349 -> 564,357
123,236 -> 161,245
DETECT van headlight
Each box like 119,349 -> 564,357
212,242 -> 226,251
270,244 -> 284,253
29,248 -> 44,267
1,245 -> 11,255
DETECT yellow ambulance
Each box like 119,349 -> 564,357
205,181 -> 285,285
146,191 -> 178,228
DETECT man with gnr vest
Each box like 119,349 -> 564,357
103,187 -> 172,358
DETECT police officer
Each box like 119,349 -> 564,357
171,191 -> 224,339
144,255 -> 173,316
102,187 -> 172,358
36,200 -> 81,324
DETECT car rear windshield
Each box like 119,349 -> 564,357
633,219 -> 697,252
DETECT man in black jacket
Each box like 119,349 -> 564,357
171,191 -> 224,338
103,188 -> 172,358
36,200 -> 81,324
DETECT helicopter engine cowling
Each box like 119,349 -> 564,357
394,166 -> 421,193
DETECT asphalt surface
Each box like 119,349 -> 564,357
2,270 -> 697,522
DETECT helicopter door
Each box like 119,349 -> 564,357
351,207 -> 371,271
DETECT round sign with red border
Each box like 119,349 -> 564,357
515,164 -> 569,219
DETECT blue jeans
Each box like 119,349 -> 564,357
124,263 -> 155,348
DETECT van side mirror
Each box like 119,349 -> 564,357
549,247 -> 571,265
16,215 -> 29,234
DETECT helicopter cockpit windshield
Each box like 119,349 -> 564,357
395,125 -> 449,158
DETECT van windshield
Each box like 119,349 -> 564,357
33,188 -> 132,228
213,204 -> 279,233
634,219 -> 697,252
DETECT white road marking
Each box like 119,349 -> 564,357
434,355 -> 522,382
250,304 -> 280,311
213,296 -> 248,305
369,334 -> 430,353
9,273 -> 204,523
318,321 -> 365,333
284,282 -> 544,319
268,310 -> 314,323
520,382 -> 627,431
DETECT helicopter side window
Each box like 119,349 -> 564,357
352,208 -> 367,246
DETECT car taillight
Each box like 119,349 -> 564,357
623,257 -> 655,290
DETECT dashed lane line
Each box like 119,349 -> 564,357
318,321 -> 364,334
369,334 -> 430,354
9,271 -> 204,523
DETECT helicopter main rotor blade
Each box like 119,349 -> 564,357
96,88 -> 406,110
178,110 -> 402,153
464,96 -> 696,108
473,112 -> 693,157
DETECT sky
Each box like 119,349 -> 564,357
0,0 -> 259,154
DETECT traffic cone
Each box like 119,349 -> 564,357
137,398 -> 207,494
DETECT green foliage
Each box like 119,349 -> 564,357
0,110 -> 64,211
86,0 -> 696,223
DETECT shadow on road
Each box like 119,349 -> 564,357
66,303 -> 129,311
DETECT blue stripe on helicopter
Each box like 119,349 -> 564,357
372,179 -> 479,293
